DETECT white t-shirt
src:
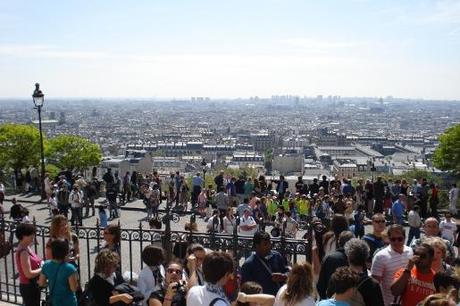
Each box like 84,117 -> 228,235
187,285 -> 230,306
371,245 -> 413,306
274,284 -> 315,306
222,216 -> 235,235
239,215 -> 258,236
440,219 -> 457,243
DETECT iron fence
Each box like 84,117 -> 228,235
0,219 -> 312,305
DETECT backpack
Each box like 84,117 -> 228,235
348,276 -> 371,306
209,297 -> 228,306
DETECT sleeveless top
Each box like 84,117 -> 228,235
16,245 -> 42,284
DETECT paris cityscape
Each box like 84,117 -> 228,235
1,0 -> 460,306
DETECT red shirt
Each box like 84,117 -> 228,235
393,267 -> 435,306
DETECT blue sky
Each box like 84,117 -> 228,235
1,0 -> 459,99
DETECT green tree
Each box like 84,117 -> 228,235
433,123 -> 460,175
47,135 -> 102,171
0,123 -> 43,171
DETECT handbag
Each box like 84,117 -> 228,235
42,263 -> 63,306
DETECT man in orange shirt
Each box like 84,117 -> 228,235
391,243 -> 436,306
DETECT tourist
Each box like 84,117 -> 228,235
274,262 -> 315,306
15,223 -> 42,306
411,217 -> 455,264
102,223 -> 121,256
238,208 -> 258,236
343,238 -> 384,306
138,245 -> 166,306
316,267 -> 359,306
371,224 -> 413,306
69,184 -> 83,226
391,243 -> 436,306
187,251 -> 234,306
317,231 -> 353,299
222,207 -> 236,235
426,237 -> 453,274
407,205 -> 422,246
87,250 -> 133,305
185,243 -> 206,286
148,261 -> 189,306
45,215 -> 79,263
449,184 -> 458,216
362,213 -> 386,263
241,231 -> 289,295
440,212 -> 457,244
39,240 -> 79,306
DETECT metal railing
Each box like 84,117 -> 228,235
0,218 -> 312,305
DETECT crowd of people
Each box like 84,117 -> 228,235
2,169 -> 460,306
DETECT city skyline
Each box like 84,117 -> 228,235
1,0 -> 460,100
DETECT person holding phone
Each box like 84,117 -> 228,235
391,243 -> 436,306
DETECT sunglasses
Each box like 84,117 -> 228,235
390,237 -> 404,242
373,220 -> 386,224
167,269 -> 182,275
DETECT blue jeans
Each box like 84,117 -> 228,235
407,227 -> 420,246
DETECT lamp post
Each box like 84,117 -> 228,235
32,83 -> 46,201
201,158 -> 207,189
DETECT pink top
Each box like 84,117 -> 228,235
15,246 -> 42,284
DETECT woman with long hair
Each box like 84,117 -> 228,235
222,207 -> 235,235
45,215 -> 79,262
15,223 -> 42,306
274,262 -> 316,306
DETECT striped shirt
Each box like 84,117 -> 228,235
371,245 -> 413,306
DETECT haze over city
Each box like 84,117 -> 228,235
1,0 -> 460,100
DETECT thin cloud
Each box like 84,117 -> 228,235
0,44 -> 108,60
280,38 -> 368,51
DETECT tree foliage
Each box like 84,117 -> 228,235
433,124 -> 460,175
0,123 -> 43,171
47,135 -> 102,171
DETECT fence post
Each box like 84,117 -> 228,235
163,200 -> 172,262
96,218 -> 100,254
139,221 -> 143,270
280,220 -> 287,258
232,216 -> 239,260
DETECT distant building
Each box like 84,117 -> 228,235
272,154 -> 304,175
101,150 -> 153,175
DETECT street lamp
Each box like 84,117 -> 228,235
201,158 -> 207,188
32,83 -> 46,201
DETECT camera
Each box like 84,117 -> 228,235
173,281 -> 186,294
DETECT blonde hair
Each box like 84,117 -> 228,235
94,249 -> 120,276
426,237 -> 447,259
49,215 -> 71,241
419,293 -> 454,306
281,262 -> 315,305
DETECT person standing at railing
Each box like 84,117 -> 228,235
15,223 -> 42,306
39,239 -> 79,306
45,215 -> 79,263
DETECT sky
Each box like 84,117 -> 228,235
0,0 -> 460,100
